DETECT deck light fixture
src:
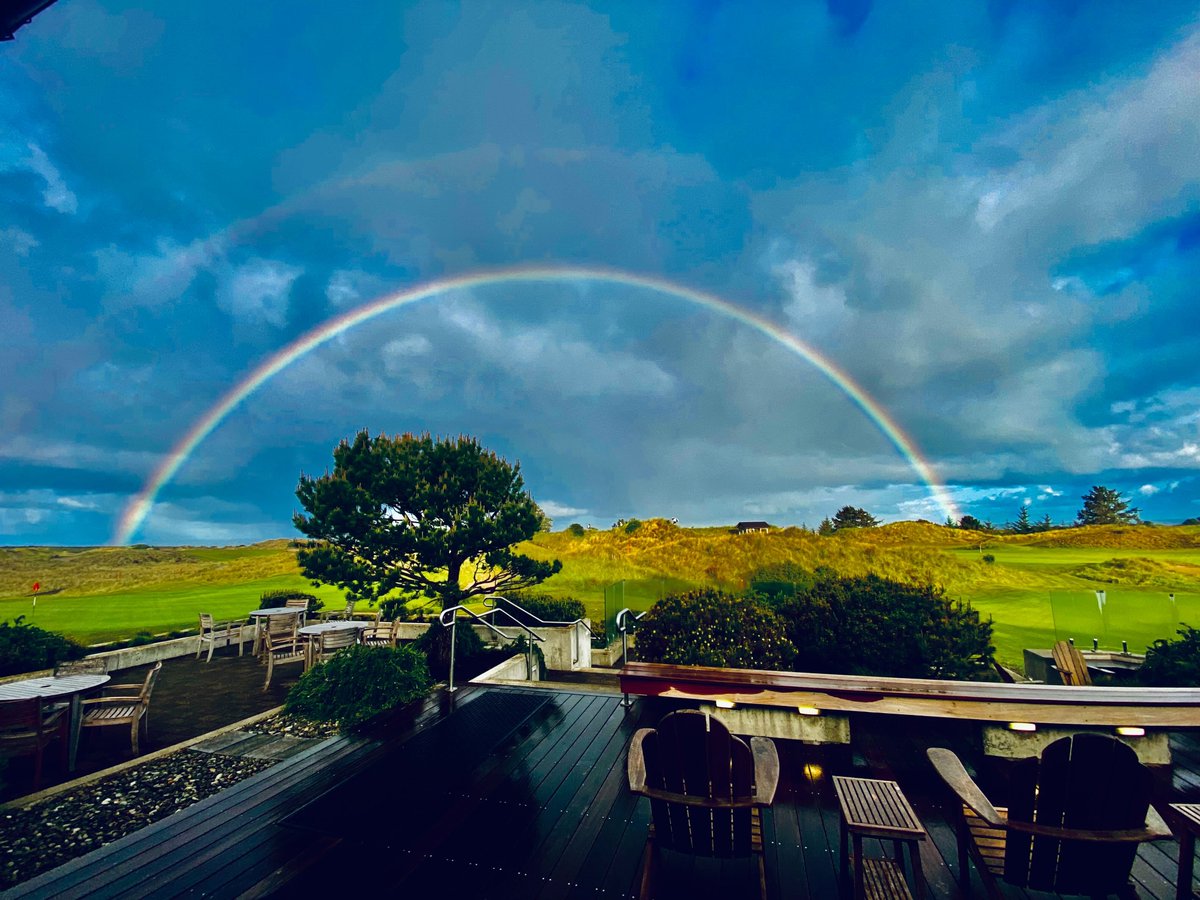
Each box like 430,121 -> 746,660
795,706 -> 820,716
1008,722 -> 1037,732
1116,726 -> 1146,737
714,699 -> 736,709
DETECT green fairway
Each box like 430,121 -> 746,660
0,576 -> 347,645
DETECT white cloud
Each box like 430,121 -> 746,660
775,257 -> 852,337
1139,484 -> 1160,495
539,500 -> 588,519
1039,485 -> 1064,497
1,227 -> 38,256
94,236 -> 219,310
216,258 -> 302,327
23,143 -> 78,214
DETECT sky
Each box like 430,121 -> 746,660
2,0 -> 1200,546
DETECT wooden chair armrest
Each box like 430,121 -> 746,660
627,728 -> 652,794
633,785 -> 771,810
1005,817 -> 1174,843
84,695 -> 142,707
750,736 -> 780,804
927,747 -> 1005,828
103,683 -> 143,691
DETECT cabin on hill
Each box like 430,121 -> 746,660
734,520 -> 771,534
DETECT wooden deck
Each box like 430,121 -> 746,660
6,685 -> 1200,899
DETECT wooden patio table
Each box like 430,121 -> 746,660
297,620 -> 369,667
834,774 -> 927,900
0,673 -> 110,771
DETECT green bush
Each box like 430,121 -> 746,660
567,523 -> 586,537
1139,625 -> 1200,686
259,589 -> 323,616
770,571 -> 993,679
624,519 -> 642,534
981,554 -> 996,564
285,644 -> 432,728
635,589 -> 796,670
0,617 -> 85,677
502,593 -> 586,624
416,618 -> 486,675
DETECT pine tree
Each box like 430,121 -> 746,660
1008,505 -> 1033,534
1076,485 -> 1140,526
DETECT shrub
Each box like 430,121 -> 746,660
769,572 -> 993,679
1139,626 -> 1200,686
624,519 -> 642,534
567,523 -> 586,537
416,618 -> 486,674
635,589 -> 796,670
285,644 -> 432,728
981,554 -> 996,564
501,593 -> 586,624
0,617 -> 85,677
259,589 -> 323,616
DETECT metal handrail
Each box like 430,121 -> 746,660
483,595 -> 595,635
484,595 -> 595,667
438,604 -> 545,693
615,607 -> 647,708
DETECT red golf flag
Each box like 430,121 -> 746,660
32,582 -> 40,593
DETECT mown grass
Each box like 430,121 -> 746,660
5,522 -> 1200,665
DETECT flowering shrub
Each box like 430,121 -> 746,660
634,589 -> 795,670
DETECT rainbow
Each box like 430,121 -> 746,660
111,265 -> 958,544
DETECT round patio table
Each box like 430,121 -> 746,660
0,673 -> 111,771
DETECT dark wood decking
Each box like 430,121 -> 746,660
6,686 -> 1200,899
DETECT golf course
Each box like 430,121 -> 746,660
4,520 -> 1200,670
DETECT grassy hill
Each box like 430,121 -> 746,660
5,522 -> 1200,666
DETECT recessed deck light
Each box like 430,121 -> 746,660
796,706 -> 820,716
1116,726 -> 1146,737
714,699 -> 736,709
1008,722 -> 1037,732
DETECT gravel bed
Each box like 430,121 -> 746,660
0,712 -> 341,891
0,751 -> 277,890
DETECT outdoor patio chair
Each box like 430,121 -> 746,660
0,697 -> 69,789
284,596 -> 311,623
627,709 -> 780,900
306,627 -> 360,670
1052,640 -> 1093,686
262,626 -> 307,690
361,618 -> 401,648
197,613 -> 246,662
928,733 -> 1172,897
81,660 -> 162,756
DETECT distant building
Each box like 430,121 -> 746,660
735,521 -> 771,534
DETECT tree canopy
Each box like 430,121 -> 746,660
829,506 -> 879,531
293,431 -> 561,609
1076,485 -> 1140,526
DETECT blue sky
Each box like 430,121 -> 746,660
2,0 -> 1200,545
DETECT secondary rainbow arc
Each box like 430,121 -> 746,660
111,265 -> 959,544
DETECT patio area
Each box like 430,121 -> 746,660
8,682 -> 1200,899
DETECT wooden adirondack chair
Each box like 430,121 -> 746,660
1052,640 -> 1093,686
627,709 -> 780,900
928,733 -> 1172,898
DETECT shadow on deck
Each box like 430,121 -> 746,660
7,685 -> 1200,899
